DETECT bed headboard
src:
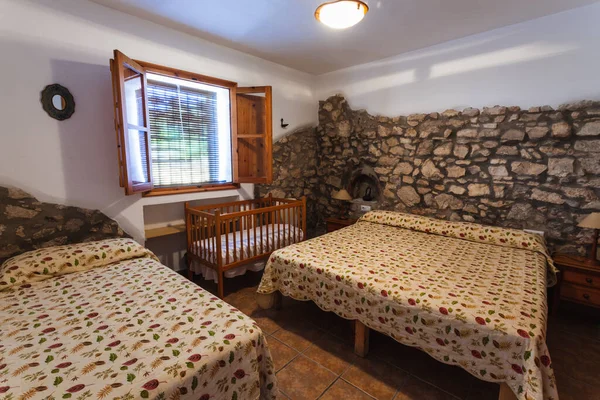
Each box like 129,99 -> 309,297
0,186 -> 130,264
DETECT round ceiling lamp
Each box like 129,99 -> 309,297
315,1 -> 369,30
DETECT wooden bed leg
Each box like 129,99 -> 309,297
217,270 -> 224,299
354,320 -> 370,358
256,291 -> 282,310
498,383 -> 517,400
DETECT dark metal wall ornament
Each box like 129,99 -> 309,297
40,84 -> 75,121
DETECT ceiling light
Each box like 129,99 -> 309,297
315,1 -> 369,30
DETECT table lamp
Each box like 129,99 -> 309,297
332,189 -> 353,219
578,212 -> 600,267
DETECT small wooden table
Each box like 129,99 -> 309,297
553,253 -> 600,309
326,217 -> 358,233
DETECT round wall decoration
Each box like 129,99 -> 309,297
40,84 -> 75,121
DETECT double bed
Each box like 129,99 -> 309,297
257,210 -> 559,400
0,238 -> 277,400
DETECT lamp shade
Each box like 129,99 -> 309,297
315,1 -> 369,30
579,213 -> 600,229
333,189 -> 353,201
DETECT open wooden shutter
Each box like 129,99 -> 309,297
232,86 -> 272,184
110,50 -> 153,195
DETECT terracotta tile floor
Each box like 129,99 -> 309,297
193,272 -> 600,400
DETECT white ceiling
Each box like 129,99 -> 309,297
92,0 -> 599,75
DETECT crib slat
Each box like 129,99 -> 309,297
246,214 -> 251,259
201,215 -> 204,261
265,209 -> 269,254
233,216 -> 237,262
225,216 -> 230,265
212,220 -> 216,265
201,216 -> 205,255
197,215 -> 201,258
280,207 -> 283,247
203,215 -> 207,262
193,215 -> 197,257
202,216 -> 207,261
294,203 -> 300,242
271,208 -> 281,250
253,212 -> 258,257
199,215 -> 202,261
197,215 -> 201,256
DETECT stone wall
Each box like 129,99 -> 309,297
0,186 -> 129,262
255,127 -> 320,233
259,95 -> 600,256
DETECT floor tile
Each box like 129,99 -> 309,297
547,326 -> 600,360
556,372 -> 599,400
369,329 -> 474,399
251,311 -> 284,335
321,315 -> 355,344
276,355 -> 337,400
267,337 -> 300,372
548,304 -> 600,341
342,356 -> 408,400
320,379 -> 375,400
369,331 -> 427,372
465,378 -> 499,400
551,348 -> 598,387
303,333 -> 358,375
395,376 -> 459,400
273,319 -> 324,352
406,355 -> 475,399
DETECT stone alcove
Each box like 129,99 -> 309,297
346,165 -> 382,216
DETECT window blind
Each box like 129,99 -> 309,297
146,78 -> 223,188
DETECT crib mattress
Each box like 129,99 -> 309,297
192,224 -> 303,280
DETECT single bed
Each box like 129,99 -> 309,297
0,238 -> 278,400
257,210 -> 559,400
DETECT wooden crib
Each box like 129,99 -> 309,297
185,194 -> 306,298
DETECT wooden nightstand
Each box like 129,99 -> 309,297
553,253 -> 600,309
326,217 -> 358,233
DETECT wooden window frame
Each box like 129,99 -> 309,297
135,61 -> 241,197
232,86 -> 273,184
111,51 -> 154,195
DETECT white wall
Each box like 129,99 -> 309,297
2,0 -> 600,250
0,0 -> 317,244
316,3 -> 600,116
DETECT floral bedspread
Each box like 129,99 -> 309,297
258,211 -> 558,400
0,239 -> 277,400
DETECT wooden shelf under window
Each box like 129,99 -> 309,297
145,223 -> 187,239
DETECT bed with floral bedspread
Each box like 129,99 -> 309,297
257,210 -> 559,400
0,238 -> 277,400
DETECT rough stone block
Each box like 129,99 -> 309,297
501,129 -> 525,142
511,161 -> 548,176
467,184 -> 490,197
548,158 -> 575,177
577,121 -> 600,136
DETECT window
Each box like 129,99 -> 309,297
146,74 -> 232,188
110,50 -> 273,196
